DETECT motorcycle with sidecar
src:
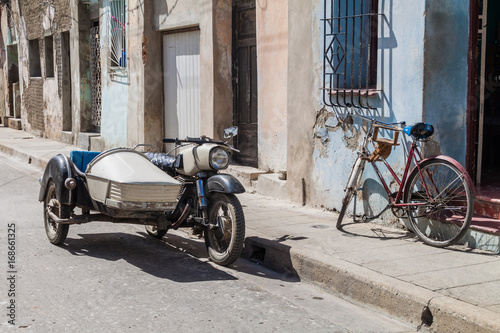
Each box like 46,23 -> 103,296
38,127 -> 245,266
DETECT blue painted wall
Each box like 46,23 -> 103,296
423,0 -> 469,165
309,0 -> 471,224
313,0 -> 428,222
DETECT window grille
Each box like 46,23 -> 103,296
322,0 -> 379,109
109,0 -> 127,69
90,25 -> 102,131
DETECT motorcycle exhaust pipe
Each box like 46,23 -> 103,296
171,201 -> 191,230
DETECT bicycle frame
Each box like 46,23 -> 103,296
354,119 -> 431,220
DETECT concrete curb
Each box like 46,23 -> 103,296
243,236 -> 500,333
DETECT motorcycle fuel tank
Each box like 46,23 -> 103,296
85,149 -> 181,211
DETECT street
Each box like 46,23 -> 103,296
0,154 -> 413,332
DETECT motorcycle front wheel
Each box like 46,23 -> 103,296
205,193 -> 245,266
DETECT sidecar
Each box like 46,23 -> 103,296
38,148 -> 182,244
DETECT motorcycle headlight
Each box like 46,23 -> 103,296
209,147 -> 230,170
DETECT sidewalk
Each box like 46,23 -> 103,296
1,126 -> 499,332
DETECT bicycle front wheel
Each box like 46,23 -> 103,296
337,156 -> 366,229
404,158 -> 473,247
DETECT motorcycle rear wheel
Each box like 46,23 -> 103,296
44,179 -> 70,245
205,194 -> 245,266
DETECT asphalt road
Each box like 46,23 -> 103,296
0,154 -> 414,332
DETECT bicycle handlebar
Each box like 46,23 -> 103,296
348,109 -> 405,129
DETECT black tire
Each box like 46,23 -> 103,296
205,194 -> 245,266
404,158 -> 473,247
145,225 -> 168,239
337,157 -> 365,229
43,180 -> 70,245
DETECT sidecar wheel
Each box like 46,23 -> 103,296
145,225 -> 168,239
205,194 -> 245,266
43,180 -> 70,245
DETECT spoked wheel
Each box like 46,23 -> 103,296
404,159 -> 473,247
205,194 -> 245,266
145,225 -> 168,239
44,180 -> 70,245
337,156 -> 366,229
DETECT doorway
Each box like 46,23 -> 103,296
232,0 -> 258,168
163,30 -> 201,139
61,31 -> 72,132
6,44 -> 19,119
475,0 -> 500,184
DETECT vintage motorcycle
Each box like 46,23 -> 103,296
38,127 -> 246,266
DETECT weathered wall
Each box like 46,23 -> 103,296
212,0 -> 233,140
11,0 -> 73,139
99,0 -> 129,148
287,0 -> 428,224
153,0 -> 200,31
126,0 -> 164,148
286,0 -> 319,206
256,0 -> 288,171
199,0 -> 215,137
139,1 -> 164,147
0,8 -> 8,120
422,0 -> 469,165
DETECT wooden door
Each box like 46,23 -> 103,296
233,0 -> 258,167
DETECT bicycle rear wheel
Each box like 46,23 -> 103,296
404,158 -> 473,247
337,156 -> 366,229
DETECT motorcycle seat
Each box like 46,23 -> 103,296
70,150 -> 101,172
144,152 -> 176,171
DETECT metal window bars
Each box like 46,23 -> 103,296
109,0 -> 126,69
90,25 -> 102,131
322,0 -> 380,109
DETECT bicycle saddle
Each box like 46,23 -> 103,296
403,122 -> 434,140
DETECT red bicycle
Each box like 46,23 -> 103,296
336,113 -> 475,247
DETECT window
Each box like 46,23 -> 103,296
29,39 -> 41,77
323,0 -> 379,108
109,0 -> 127,69
45,36 -> 54,78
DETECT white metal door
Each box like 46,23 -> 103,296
163,30 -> 201,139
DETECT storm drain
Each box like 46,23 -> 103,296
248,244 -> 266,263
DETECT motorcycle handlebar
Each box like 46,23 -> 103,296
162,137 -> 225,145
162,138 -> 177,143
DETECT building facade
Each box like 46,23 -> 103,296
0,0 -> 495,223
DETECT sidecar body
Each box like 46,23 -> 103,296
39,148 -> 182,220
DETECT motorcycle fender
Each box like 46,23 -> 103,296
38,154 -> 74,204
207,174 -> 245,194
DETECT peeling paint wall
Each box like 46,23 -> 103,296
2,0 -> 73,140
288,0 -> 431,225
